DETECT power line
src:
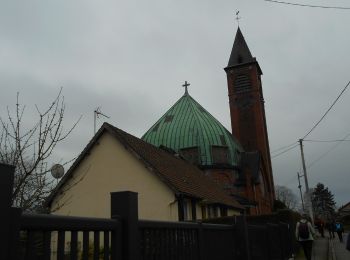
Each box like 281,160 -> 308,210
271,143 -> 299,158
304,139 -> 350,143
307,132 -> 350,168
271,141 -> 298,154
264,0 -> 350,10
302,80 -> 350,139
271,80 -> 350,160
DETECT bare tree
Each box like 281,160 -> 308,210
275,185 -> 298,210
0,88 -> 81,211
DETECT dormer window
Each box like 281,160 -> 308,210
211,146 -> 229,165
180,147 -> 199,164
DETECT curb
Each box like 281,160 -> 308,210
328,238 -> 336,260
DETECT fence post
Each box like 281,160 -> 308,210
236,215 -> 251,260
197,222 -> 205,260
279,222 -> 290,259
0,163 -> 16,260
110,191 -> 140,260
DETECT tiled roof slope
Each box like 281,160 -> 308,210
142,92 -> 243,167
106,124 -> 243,209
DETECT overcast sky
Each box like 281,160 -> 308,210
1,0 -> 350,207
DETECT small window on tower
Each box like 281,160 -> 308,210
234,74 -> 252,93
237,55 -> 243,64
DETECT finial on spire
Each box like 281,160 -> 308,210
182,81 -> 190,95
235,11 -> 241,26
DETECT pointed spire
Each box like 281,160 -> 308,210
227,27 -> 255,68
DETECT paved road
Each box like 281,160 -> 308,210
331,232 -> 350,260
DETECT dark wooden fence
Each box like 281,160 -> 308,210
0,163 -> 293,260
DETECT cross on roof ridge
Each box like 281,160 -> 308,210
182,81 -> 190,95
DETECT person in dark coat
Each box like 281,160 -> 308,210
335,221 -> 344,242
326,220 -> 335,239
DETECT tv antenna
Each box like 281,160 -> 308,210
94,107 -> 110,134
236,11 -> 241,26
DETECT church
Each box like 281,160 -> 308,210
47,27 -> 275,219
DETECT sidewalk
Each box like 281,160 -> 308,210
312,236 -> 328,260
294,236 -> 328,260
330,232 -> 350,260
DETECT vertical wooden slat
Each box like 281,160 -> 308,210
70,231 -> 78,260
184,229 -> 188,260
43,231 -> 51,260
103,231 -> 110,260
172,229 -> 176,260
160,228 -> 165,259
0,164 -> 15,260
9,207 -> 22,260
165,229 -> 169,260
94,231 -> 100,260
57,230 -> 65,260
83,231 -> 89,260
26,231 -> 36,259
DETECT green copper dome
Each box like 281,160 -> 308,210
142,92 -> 243,167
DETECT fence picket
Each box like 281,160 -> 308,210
83,231 -> 89,259
43,231 -> 51,260
103,231 -> 110,260
57,230 -> 65,259
70,231 -> 78,260
94,231 -> 100,260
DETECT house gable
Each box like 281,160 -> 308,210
51,131 -> 178,221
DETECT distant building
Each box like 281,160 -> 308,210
338,202 -> 350,220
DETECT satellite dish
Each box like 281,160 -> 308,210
51,164 -> 65,179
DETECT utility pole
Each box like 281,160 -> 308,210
299,139 -> 314,224
297,172 -> 305,211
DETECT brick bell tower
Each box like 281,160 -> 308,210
224,27 -> 275,211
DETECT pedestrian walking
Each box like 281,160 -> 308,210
316,220 -> 325,238
296,213 -> 316,260
326,221 -> 335,239
335,221 -> 344,242
346,233 -> 350,251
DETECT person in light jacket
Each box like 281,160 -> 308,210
295,214 -> 316,260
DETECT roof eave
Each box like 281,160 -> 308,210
224,59 -> 263,75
